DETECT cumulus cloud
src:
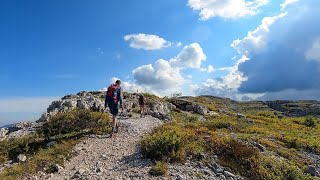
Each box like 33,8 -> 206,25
200,65 -> 215,73
231,12 -> 287,56
193,55 -> 249,99
169,43 -> 206,69
237,0 -> 320,96
126,43 -> 207,96
281,0 -> 299,10
124,33 -> 177,50
187,0 -> 269,20
207,65 -> 215,73
132,59 -> 185,95
195,0 -> 320,100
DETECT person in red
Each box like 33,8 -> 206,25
138,94 -> 145,118
105,80 -> 123,137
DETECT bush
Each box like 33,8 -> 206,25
0,134 -> 45,163
209,137 -> 260,178
285,138 -> 300,149
185,114 -> 199,123
149,161 -> 168,176
259,156 -> 313,180
0,139 -> 79,180
42,109 -> 110,137
304,116 -> 316,127
140,125 -> 188,161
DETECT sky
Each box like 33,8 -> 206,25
1,0 -> 320,126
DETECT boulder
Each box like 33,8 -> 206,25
306,165 -> 318,176
0,128 -> 9,138
17,154 -> 27,162
47,141 -> 57,147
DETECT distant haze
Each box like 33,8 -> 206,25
0,97 -> 58,127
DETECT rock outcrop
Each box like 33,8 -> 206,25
37,91 -> 105,122
169,97 -> 209,115
37,91 -> 176,123
0,122 -> 43,141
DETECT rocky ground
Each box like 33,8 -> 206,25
28,115 -> 239,180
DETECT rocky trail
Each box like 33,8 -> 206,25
39,115 -> 230,180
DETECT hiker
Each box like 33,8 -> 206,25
138,94 -> 145,117
105,79 -> 123,137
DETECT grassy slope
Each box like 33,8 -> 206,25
0,109 -> 111,179
140,96 -> 319,179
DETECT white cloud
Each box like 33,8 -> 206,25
231,12 -> 287,56
124,33 -> 173,50
200,65 -> 215,73
187,0 -> 269,20
207,65 -> 215,73
186,75 -> 193,79
169,43 -> 206,69
132,59 -> 185,95
176,42 -> 183,47
193,55 -> 249,100
281,0 -> 299,10
305,38 -> 320,62
127,43 -> 207,96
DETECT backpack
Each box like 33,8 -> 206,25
106,84 -> 118,103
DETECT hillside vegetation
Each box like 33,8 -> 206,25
0,109 -> 110,179
140,96 -> 320,179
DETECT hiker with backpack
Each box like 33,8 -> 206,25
105,80 -> 123,137
138,94 -> 145,118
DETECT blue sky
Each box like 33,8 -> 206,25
1,0 -> 320,125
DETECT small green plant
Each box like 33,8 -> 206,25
186,114 -> 199,122
304,116 -> 316,127
149,161 -> 168,176
132,107 -> 140,114
286,138 -> 300,149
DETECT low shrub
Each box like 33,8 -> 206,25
42,109 -> 110,137
0,139 -> 79,180
149,161 -> 168,176
209,137 -> 260,178
304,116 -> 316,127
140,124 -> 189,161
258,156 -> 313,180
132,107 -> 140,114
0,134 -> 45,163
185,114 -> 199,123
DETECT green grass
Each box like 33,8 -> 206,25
140,99 -> 318,179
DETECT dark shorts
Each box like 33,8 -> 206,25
106,97 -> 119,116
139,103 -> 145,107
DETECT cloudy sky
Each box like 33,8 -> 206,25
1,0 -> 319,125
